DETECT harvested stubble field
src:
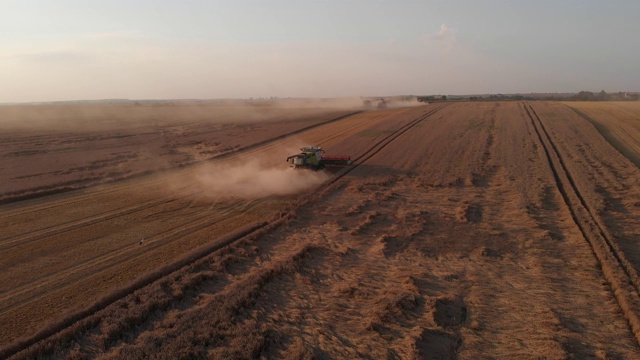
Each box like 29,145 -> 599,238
2,101 -> 640,359
564,102 -> 640,168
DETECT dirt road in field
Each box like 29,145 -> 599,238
4,102 -> 640,359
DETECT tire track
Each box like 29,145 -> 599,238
0,189 -> 199,251
0,104 -> 447,359
0,187 -> 267,315
524,102 -> 640,345
335,105 -> 448,177
567,105 -> 640,169
0,198 -> 262,316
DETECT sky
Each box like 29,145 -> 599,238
1,0 -> 639,102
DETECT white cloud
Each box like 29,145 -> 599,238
435,24 -> 452,38
422,24 -> 457,52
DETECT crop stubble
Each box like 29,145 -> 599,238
3,102 -> 640,358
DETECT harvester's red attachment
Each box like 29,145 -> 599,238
321,155 -> 351,166
286,146 -> 352,169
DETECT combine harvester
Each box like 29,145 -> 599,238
286,146 -> 351,170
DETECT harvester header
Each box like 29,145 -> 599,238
286,146 -> 352,170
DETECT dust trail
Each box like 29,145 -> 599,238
195,160 -> 330,199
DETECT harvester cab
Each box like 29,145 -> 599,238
286,146 -> 351,170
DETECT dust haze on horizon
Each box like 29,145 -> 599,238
2,1 -> 640,103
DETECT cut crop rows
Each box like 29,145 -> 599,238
524,102 -> 640,345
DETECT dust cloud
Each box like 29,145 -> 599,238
388,97 -> 423,108
0,97 -> 425,131
272,97 -> 424,110
194,160 -> 330,199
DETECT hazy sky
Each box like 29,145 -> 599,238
2,0 -> 639,102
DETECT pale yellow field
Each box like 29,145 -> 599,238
564,101 -> 640,167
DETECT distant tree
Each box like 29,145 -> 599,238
417,96 -> 436,103
572,91 -> 595,101
595,90 -> 610,101
441,95 -> 447,101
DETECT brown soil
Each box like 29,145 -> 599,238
2,102 -> 640,359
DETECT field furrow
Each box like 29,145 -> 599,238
525,102 -> 640,344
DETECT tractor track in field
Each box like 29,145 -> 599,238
0,189 -> 199,250
524,102 -> 640,345
0,104 -> 447,359
567,106 -> 640,169
339,105 -> 447,175
0,197 -> 262,316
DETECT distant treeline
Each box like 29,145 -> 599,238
417,91 -> 639,102
569,91 -> 638,101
